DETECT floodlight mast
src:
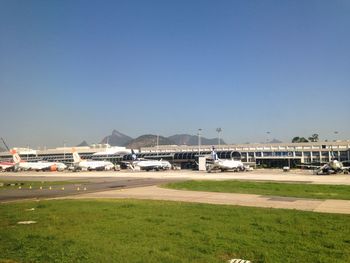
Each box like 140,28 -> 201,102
63,140 -> 66,160
216,128 -> 222,147
266,131 -> 271,143
333,131 -> 339,160
198,128 -> 202,156
334,131 -> 339,141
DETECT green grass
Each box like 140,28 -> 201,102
1,199 -> 350,262
164,180 -> 350,200
0,180 -> 84,190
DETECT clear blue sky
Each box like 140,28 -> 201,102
1,0 -> 349,148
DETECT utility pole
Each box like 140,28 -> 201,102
266,131 -> 271,143
334,131 -> 339,141
63,140 -> 66,160
334,131 -> 339,160
198,128 -> 202,156
216,128 -> 222,147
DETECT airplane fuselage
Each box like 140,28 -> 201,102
132,160 -> 171,171
75,160 -> 114,171
17,161 -> 67,171
207,159 -> 245,172
316,160 -> 346,174
0,161 -> 15,171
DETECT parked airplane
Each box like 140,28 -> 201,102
0,161 -> 15,171
128,150 -> 172,171
11,150 -> 67,171
72,149 -> 115,171
0,138 -> 15,171
301,159 -> 349,175
206,147 -> 246,172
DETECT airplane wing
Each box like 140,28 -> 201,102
89,163 -> 106,170
298,164 -> 321,168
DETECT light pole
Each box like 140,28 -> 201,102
334,131 -> 339,142
198,128 -> 202,156
63,140 -> 66,160
216,128 -> 222,147
333,131 -> 339,160
266,131 -> 271,143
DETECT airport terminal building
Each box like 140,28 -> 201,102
1,141 -> 349,169
140,141 -> 350,168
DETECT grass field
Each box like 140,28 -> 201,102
1,199 -> 349,262
0,180 -> 84,191
164,180 -> 350,200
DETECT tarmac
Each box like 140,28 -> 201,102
2,169 -> 350,214
2,169 -> 350,185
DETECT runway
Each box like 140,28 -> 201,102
0,175 -> 183,202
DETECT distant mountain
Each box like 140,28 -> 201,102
168,134 -> 226,146
100,130 -> 133,146
260,138 -> 282,144
77,140 -> 89,147
125,135 -> 175,149
84,130 -> 232,149
270,138 -> 282,143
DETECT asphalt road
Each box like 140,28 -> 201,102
0,176 -> 183,202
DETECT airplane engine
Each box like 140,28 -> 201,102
50,164 -> 57,172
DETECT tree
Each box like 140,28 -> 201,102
292,136 -> 309,143
299,137 -> 309,142
308,134 -> 319,142
292,137 -> 300,143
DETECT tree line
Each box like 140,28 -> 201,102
292,134 -> 319,143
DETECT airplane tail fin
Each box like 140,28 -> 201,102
211,146 -> 219,161
131,149 -> 137,161
331,150 -> 336,160
10,149 -> 21,164
72,148 -> 81,163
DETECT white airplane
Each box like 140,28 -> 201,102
0,138 -> 16,171
128,150 -> 172,171
11,150 -> 67,171
301,159 -> 349,175
0,161 -> 15,171
72,149 -> 115,171
206,147 -> 246,173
